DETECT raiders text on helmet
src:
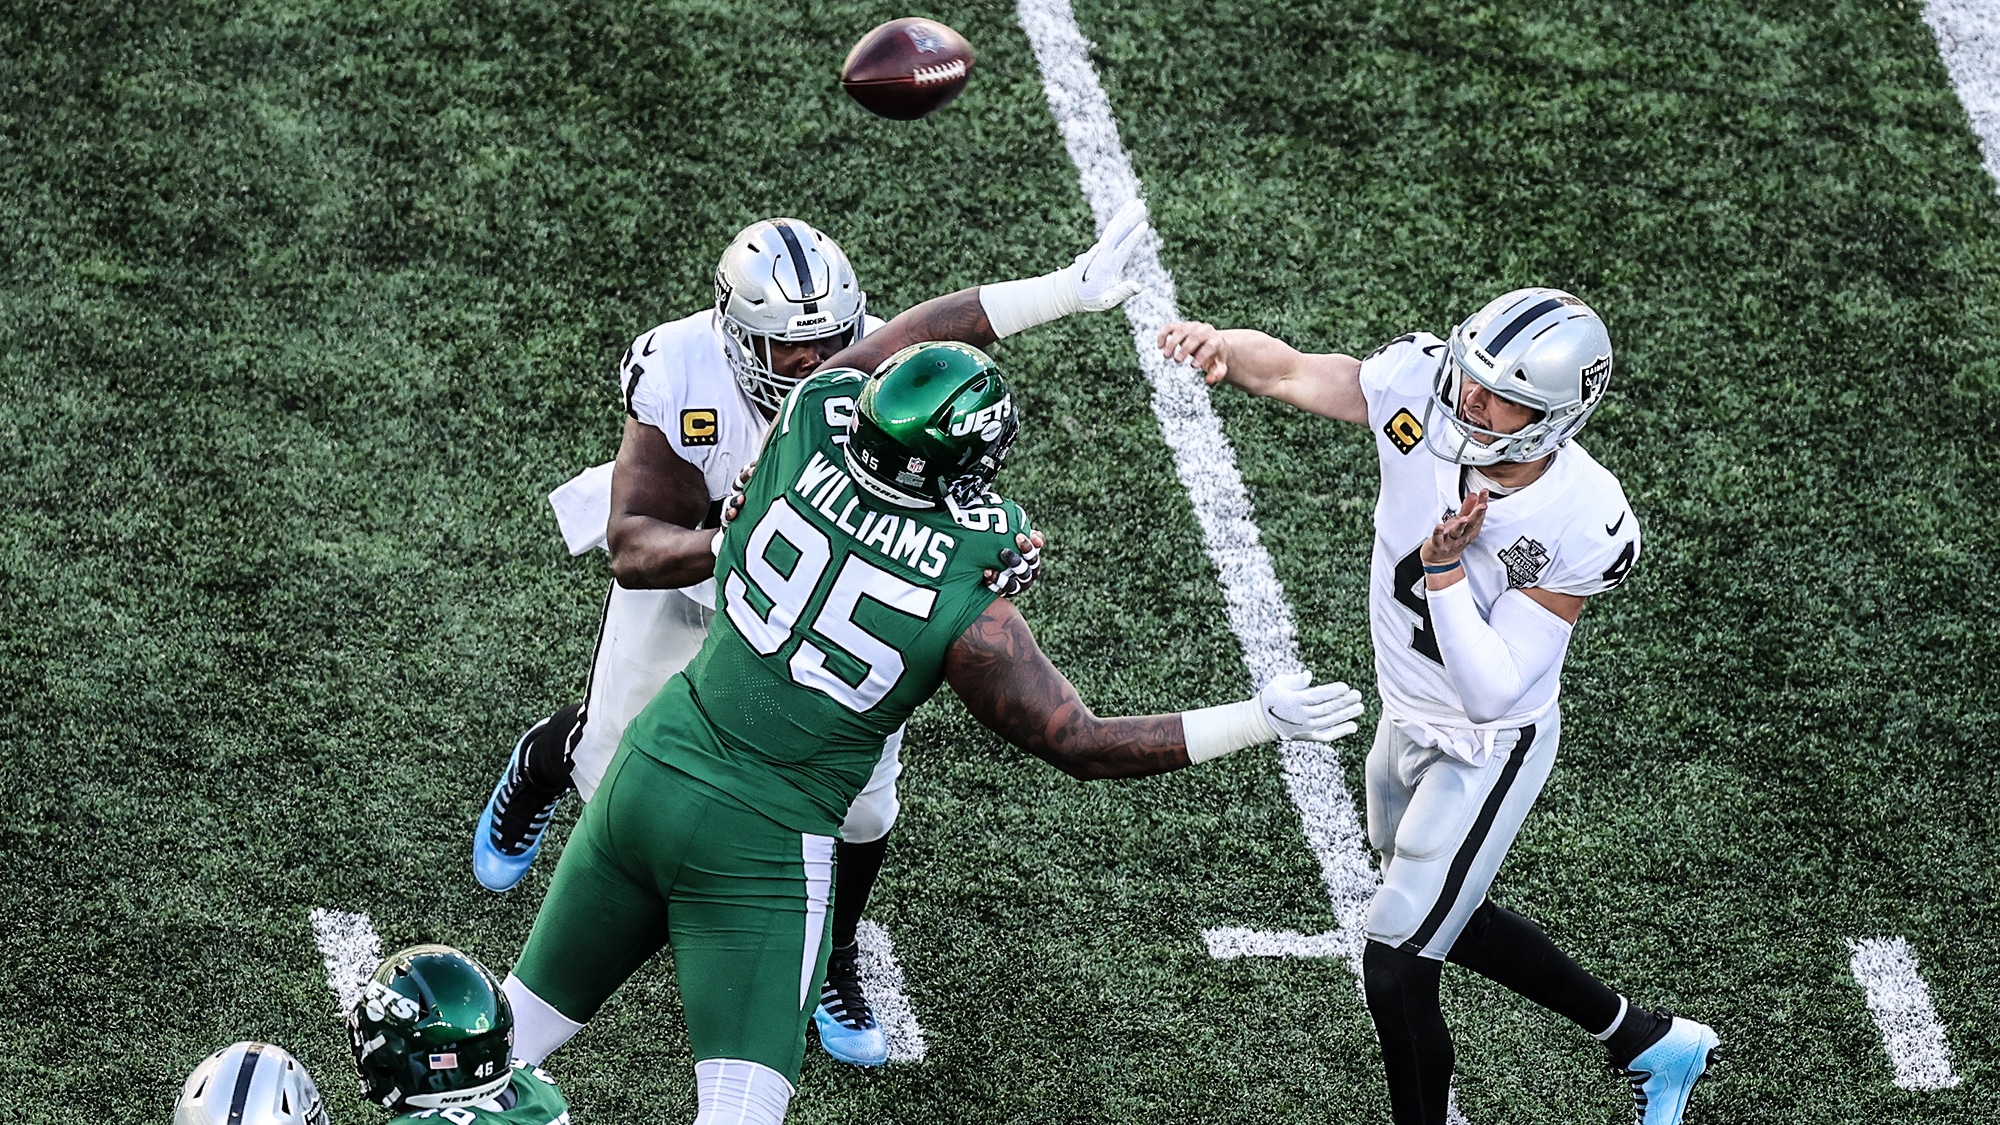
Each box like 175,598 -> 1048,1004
844,342 -> 1019,509
348,944 -> 515,1112
1426,287 -> 1613,466
714,218 -> 867,411
174,1043 -> 328,1125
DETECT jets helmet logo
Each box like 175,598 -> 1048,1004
949,395 -> 1013,441
361,980 -> 420,1023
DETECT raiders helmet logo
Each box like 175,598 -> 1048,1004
681,408 -> 719,446
1580,354 -> 1611,405
1383,407 -> 1424,454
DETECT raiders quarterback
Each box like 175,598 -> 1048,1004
499,275 -> 1369,1125
1159,290 -> 1717,1125
472,209 -> 1133,1066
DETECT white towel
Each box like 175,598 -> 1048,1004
548,461 -> 615,556
1390,716 -> 1501,768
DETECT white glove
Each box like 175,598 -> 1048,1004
980,198 -> 1152,338
1062,197 -> 1150,311
1257,671 -> 1365,743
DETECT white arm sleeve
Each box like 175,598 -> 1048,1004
1425,583 -> 1573,725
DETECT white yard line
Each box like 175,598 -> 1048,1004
1924,1 -> 2000,191
1848,937 -> 1961,1090
1013,7 -> 1452,1114
855,920 -> 928,1062
1016,0 -> 1377,981
310,906 -> 383,1017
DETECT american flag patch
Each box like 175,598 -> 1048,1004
427,1053 -> 457,1070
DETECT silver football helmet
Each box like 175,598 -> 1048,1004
174,1043 -> 328,1125
714,217 -> 867,411
1425,287 -> 1613,465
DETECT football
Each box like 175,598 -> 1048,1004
840,17 -> 975,120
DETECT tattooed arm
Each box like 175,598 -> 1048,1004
819,289 -> 996,376
943,597 -> 1191,780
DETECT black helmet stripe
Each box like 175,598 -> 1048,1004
227,1044 -> 264,1125
769,220 -> 821,310
1482,297 -> 1566,356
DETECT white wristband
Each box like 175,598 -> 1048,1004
1180,698 -> 1279,764
979,271 -> 1082,339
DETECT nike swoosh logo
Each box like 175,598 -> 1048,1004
1605,512 -> 1625,535
1266,706 -> 1287,729
641,333 -> 658,356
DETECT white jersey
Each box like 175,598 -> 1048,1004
552,309 -> 883,608
1360,332 -> 1640,729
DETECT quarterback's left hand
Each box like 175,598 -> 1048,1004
1064,198 -> 1150,312
983,530 -> 1046,598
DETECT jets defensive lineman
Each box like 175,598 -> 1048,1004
1160,290 -> 1717,1125
498,235 -> 1370,1125
472,216 -> 1053,1066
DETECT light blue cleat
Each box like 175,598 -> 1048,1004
813,943 -> 888,1067
471,715 -> 568,892
1619,1014 -> 1719,1125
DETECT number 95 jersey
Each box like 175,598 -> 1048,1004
624,367 -> 1033,836
1361,333 -> 1641,729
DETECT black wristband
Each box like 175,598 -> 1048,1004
1421,559 -> 1463,575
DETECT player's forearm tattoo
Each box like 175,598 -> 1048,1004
947,606 -> 1190,780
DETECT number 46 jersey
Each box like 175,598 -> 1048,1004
623,367 -> 1032,836
1360,333 -> 1641,730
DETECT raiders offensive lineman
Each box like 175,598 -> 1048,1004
1159,290 -> 1717,1125
474,209 -> 1141,1065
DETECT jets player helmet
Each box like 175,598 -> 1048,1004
174,1043 -> 328,1125
845,342 -> 1019,509
1427,287 -> 1613,466
715,217 -> 868,411
348,944 -> 514,1112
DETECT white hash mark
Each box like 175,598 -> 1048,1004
1848,936 -> 1961,1090
855,920 -> 928,1063
310,906 -> 383,1018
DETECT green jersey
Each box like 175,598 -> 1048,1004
625,367 -> 1031,834
394,1063 -> 569,1125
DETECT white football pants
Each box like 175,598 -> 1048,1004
1363,711 -> 1559,959
569,581 -> 903,844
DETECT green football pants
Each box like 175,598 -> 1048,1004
513,744 -> 836,1081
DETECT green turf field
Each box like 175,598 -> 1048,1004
4,1 -> 1998,1122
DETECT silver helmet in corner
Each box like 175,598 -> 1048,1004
174,1043 -> 328,1125
1426,287 -> 1613,466
714,218 -> 867,411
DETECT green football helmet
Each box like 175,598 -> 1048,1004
348,944 -> 514,1111
844,342 -> 1019,509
